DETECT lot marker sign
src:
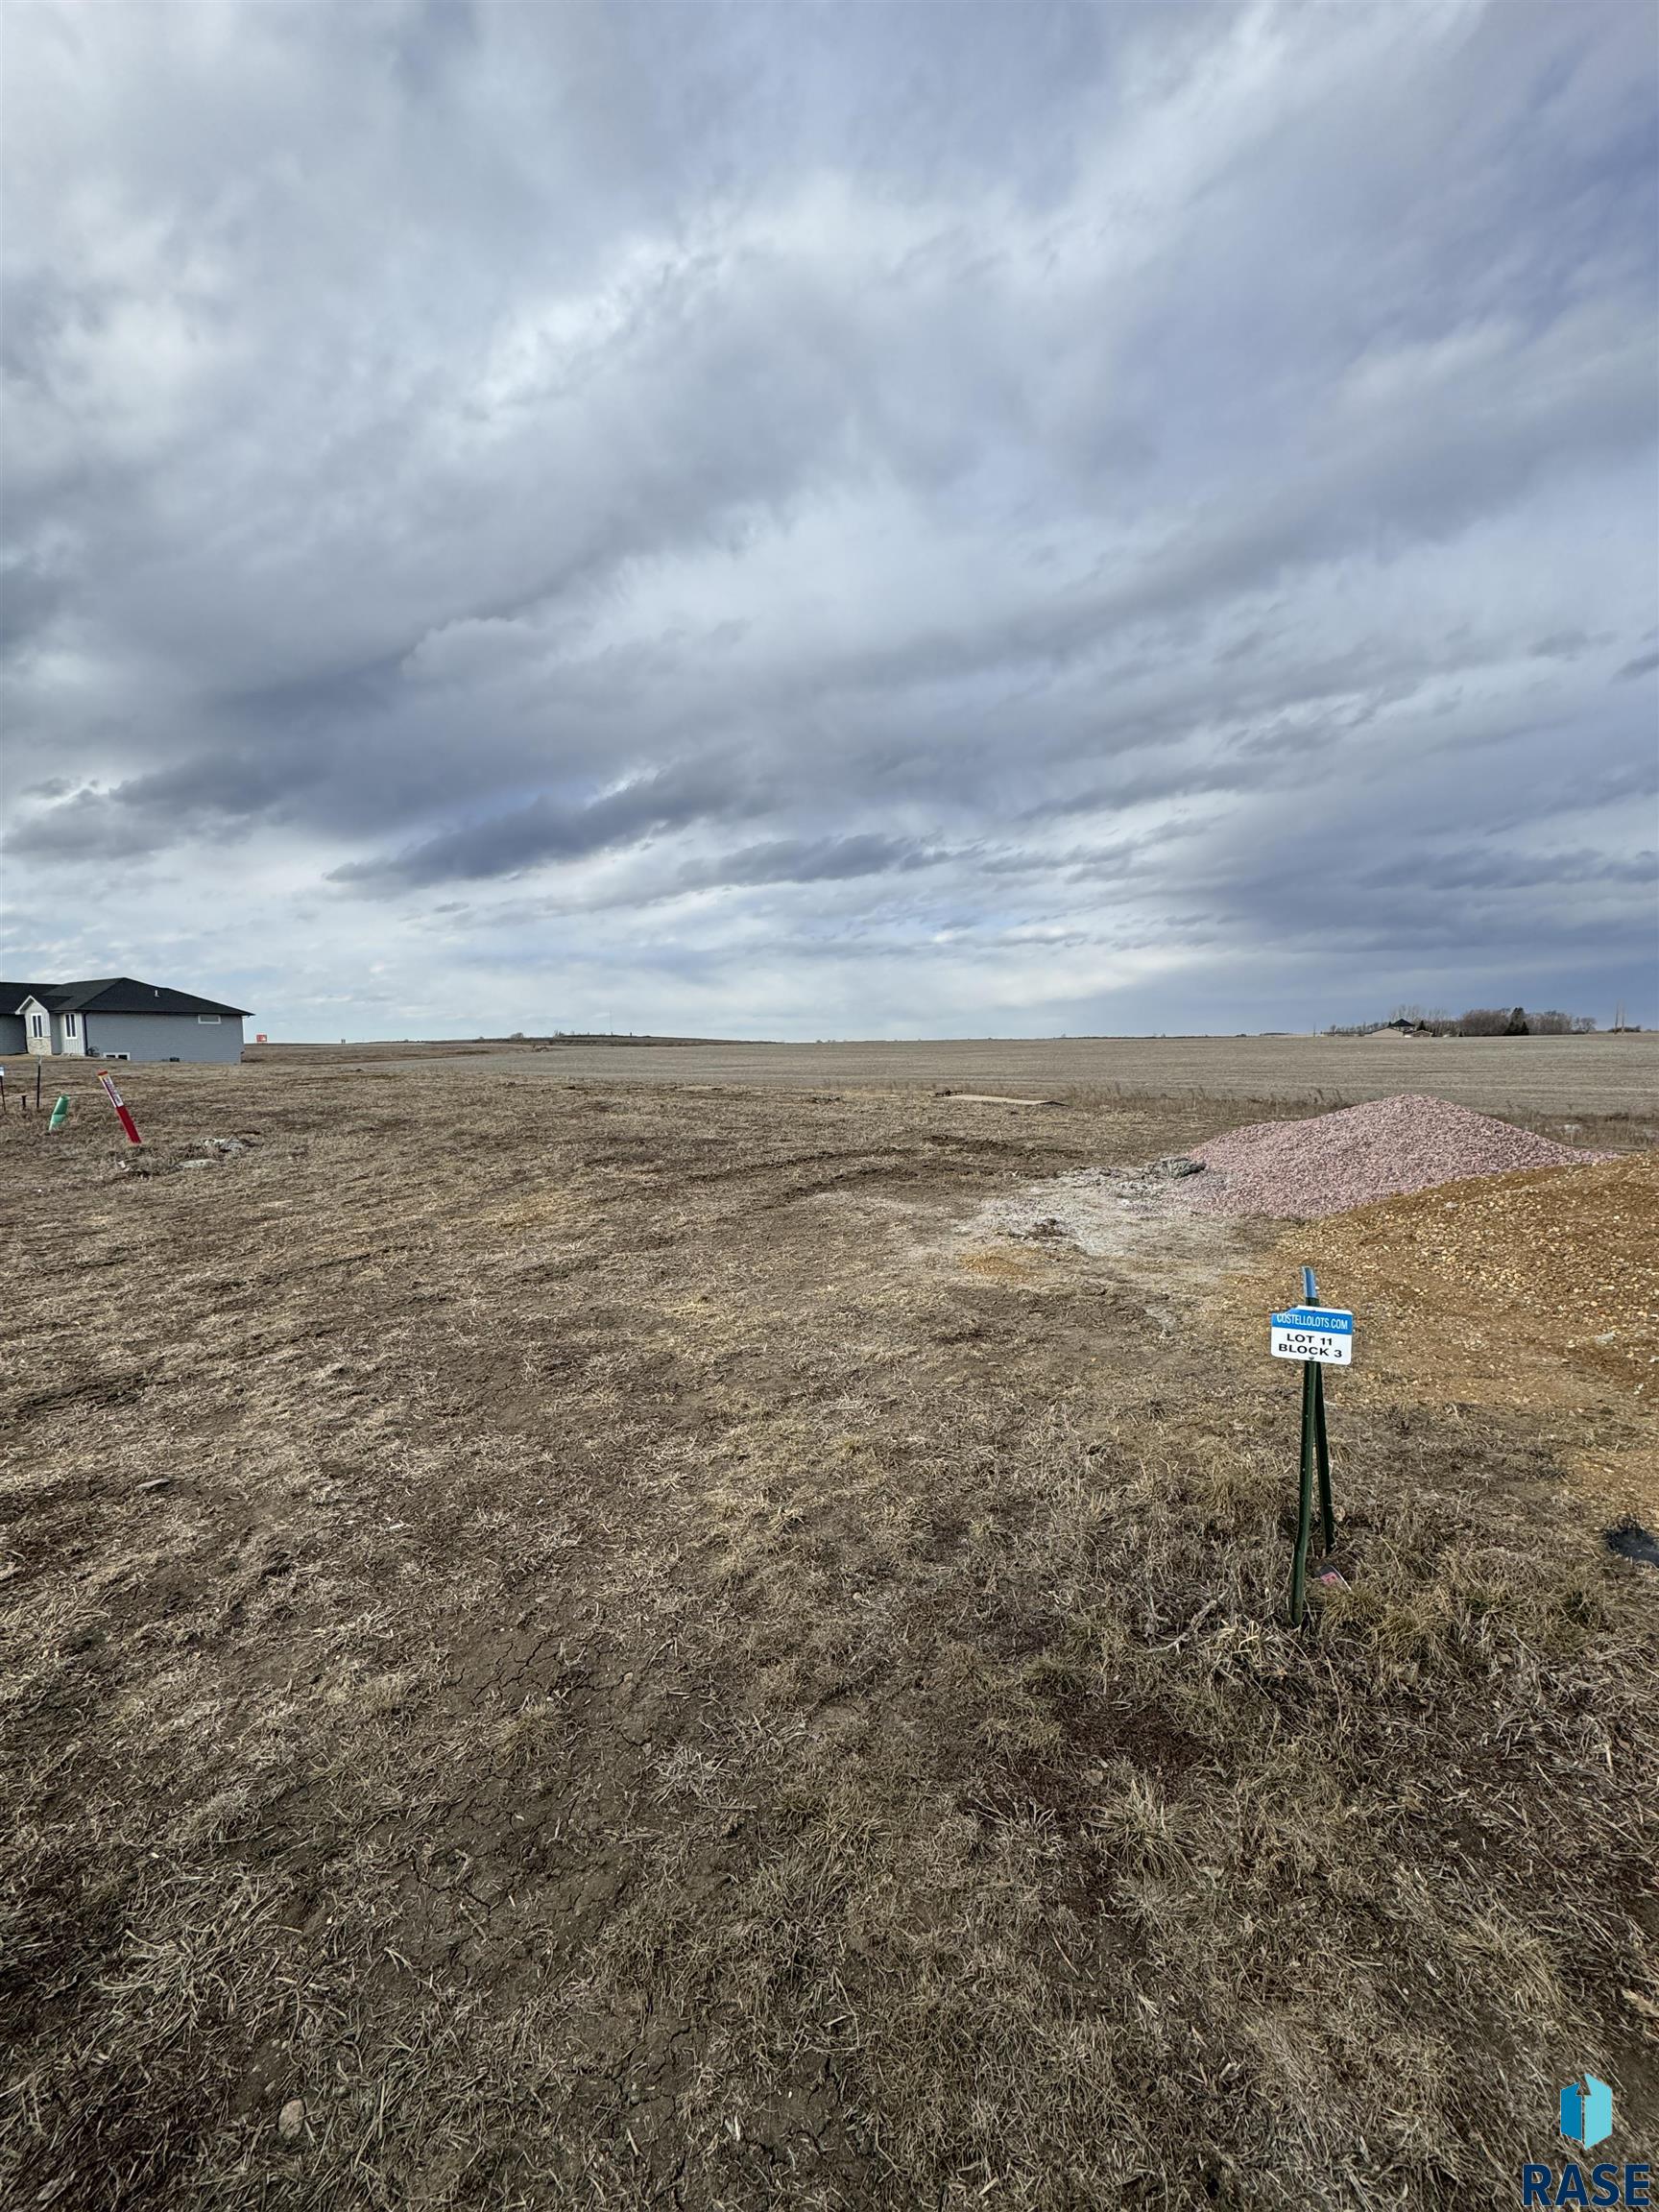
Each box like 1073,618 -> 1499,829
1279,1266 -> 1351,1625
1270,1306 -> 1353,1365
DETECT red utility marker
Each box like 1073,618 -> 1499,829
99,1070 -> 142,1145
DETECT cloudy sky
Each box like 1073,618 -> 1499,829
2,1 -> 1654,1039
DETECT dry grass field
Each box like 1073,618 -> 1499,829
246,1030 -> 1659,1118
3,1046 -> 1657,2209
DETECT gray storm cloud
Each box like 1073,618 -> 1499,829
1,0 -> 1654,1036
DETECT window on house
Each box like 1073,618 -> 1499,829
198,1014 -> 221,1025
63,1014 -> 77,1038
30,1014 -> 43,1037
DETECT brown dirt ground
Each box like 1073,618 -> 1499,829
2,1059 -> 1656,2210
1219,1156 -> 1659,1522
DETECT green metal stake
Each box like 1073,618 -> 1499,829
1290,1355 -> 1317,1627
1288,1264 -> 1339,1627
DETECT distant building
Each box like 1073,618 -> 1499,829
0,977 -> 250,1064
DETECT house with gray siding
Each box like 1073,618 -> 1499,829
0,978 -> 250,1064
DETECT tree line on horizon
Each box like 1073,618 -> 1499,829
1327,1005 -> 1603,1038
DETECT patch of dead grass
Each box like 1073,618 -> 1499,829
953,1247 -> 1047,1285
3,1070 -> 1656,2208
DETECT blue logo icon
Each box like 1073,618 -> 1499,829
1560,2075 -> 1614,2150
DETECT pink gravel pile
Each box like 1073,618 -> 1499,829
1182,1093 -> 1607,1219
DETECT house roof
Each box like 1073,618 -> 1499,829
4,977 -> 251,1019
10,982 -> 99,1013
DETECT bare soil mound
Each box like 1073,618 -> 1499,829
1184,1092 -> 1610,1219
1218,1150 -> 1659,1519
1278,1151 -> 1659,1405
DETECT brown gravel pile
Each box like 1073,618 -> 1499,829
1184,1092 -> 1609,1219
1296,1152 -> 1659,1404
1219,1151 -> 1659,1517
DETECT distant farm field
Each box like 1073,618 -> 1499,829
3,1052 -> 1656,2208
248,1028 -> 1659,1118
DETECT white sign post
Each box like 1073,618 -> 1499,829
1269,1306 -> 1354,1365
